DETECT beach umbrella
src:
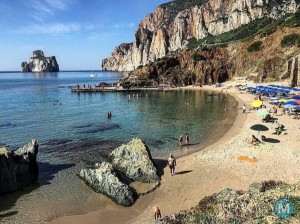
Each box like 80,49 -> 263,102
284,101 -> 297,105
293,95 -> 300,100
252,100 -> 263,108
294,106 -> 300,111
250,124 -> 269,132
283,104 -> 297,109
296,100 -> 300,105
257,109 -> 269,117
279,99 -> 287,103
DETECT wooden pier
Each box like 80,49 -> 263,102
71,86 -> 172,93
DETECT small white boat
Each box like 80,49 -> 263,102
90,73 -> 97,77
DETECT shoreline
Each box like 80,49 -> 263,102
50,84 -> 249,224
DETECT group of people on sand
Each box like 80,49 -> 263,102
178,134 -> 189,146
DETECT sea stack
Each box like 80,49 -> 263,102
21,50 -> 59,72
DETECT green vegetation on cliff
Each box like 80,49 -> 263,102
247,41 -> 263,52
161,0 -> 207,24
281,33 -> 300,47
187,8 -> 300,49
187,18 -> 273,49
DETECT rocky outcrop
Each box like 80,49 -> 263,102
119,48 -> 233,87
79,138 -> 160,206
102,0 -> 299,71
21,50 -> 59,72
163,180 -> 300,223
109,138 -> 159,183
0,140 -> 39,194
79,162 -> 134,206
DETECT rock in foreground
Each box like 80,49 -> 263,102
21,50 -> 59,72
0,139 -> 39,194
79,162 -> 134,206
162,181 -> 300,223
109,138 -> 159,183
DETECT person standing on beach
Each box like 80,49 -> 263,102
185,134 -> 189,146
153,206 -> 161,221
242,104 -> 246,113
178,135 -> 183,146
167,154 -> 176,176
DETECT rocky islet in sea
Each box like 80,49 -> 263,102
21,50 -> 59,72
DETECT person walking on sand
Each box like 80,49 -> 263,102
153,206 -> 161,221
167,154 -> 176,176
178,135 -> 183,146
242,104 -> 246,113
185,134 -> 189,146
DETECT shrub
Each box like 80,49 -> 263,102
281,34 -> 300,47
280,9 -> 300,27
247,41 -> 263,52
192,52 -> 205,61
259,23 -> 277,37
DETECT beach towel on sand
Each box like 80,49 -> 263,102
238,156 -> 258,163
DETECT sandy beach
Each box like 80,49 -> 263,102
50,81 -> 300,224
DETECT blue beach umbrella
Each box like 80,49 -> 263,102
284,101 -> 297,105
283,104 -> 297,109
293,95 -> 300,100
294,106 -> 300,111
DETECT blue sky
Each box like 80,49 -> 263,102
0,0 -> 168,71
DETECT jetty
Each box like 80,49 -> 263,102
71,86 -> 174,93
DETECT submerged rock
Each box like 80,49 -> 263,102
21,50 -> 59,72
109,138 -> 159,183
0,139 -> 39,194
79,162 -> 134,206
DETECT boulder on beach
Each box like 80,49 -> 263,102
109,138 -> 159,183
79,162 -> 134,206
0,139 -> 39,195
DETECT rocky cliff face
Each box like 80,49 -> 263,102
102,0 -> 299,71
119,27 -> 300,86
0,140 -> 39,194
21,50 -> 59,72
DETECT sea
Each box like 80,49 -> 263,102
0,71 -> 238,223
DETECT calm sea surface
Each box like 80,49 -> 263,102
0,71 -> 238,223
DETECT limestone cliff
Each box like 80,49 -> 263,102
102,0 -> 299,71
21,50 -> 59,72
119,27 -> 300,86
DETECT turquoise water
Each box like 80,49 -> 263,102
0,71 -> 238,223
0,71 -> 237,161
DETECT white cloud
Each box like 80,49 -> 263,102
27,0 -> 73,21
112,22 -> 135,29
87,32 -> 115,41
13,23 -> 81,35
44,0 -> 72,10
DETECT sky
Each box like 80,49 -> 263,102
0,0 -> 168,71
